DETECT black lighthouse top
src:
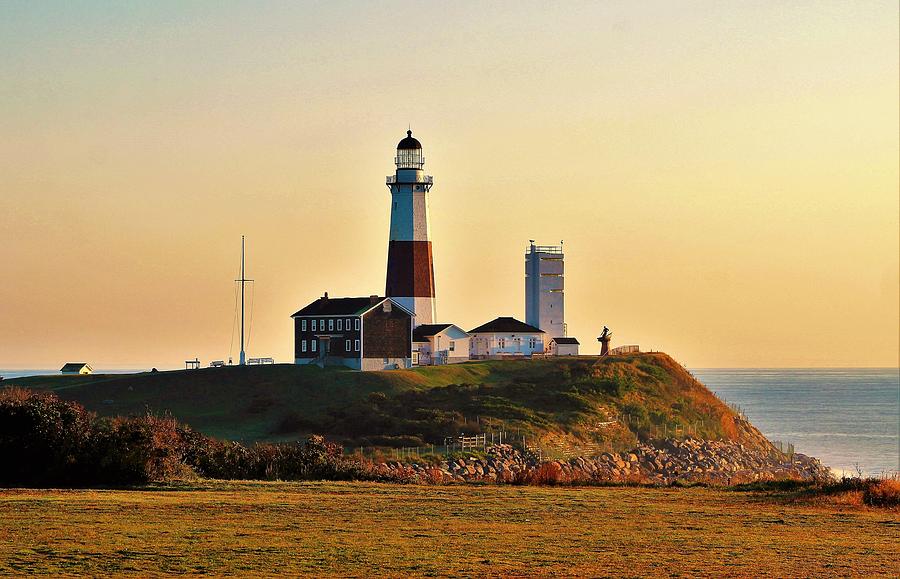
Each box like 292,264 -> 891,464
397,129 -> 422,150
395,130 -> 425,169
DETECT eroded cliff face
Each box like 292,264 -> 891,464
533,353 -> 777,457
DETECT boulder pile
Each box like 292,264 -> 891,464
372,438 -> 831,485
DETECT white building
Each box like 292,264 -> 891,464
412,324 -> 471,365
525,242 -> 565,339
60,362 -> 92,375
549,337 -> 580,356
469,317 -> 545,358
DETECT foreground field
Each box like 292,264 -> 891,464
0,482 -> 897,577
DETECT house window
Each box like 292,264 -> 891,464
337,319 -> 342,331
354,318 -> 360,330
311,340 -> 317,352
347,318 -> 352,329
311,319 -> 317,331
320,319 -> 325,330
449,341 -> 455,351
345,339 -> 351,351
354,339 -> 360,351
301,319 -> 307,331
328,319 -> 334,331
498,338 -> 506,349
529,338 -> 537,349
301,340 -> 307,352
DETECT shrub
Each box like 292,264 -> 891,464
863,479 -> 900,508
527,462 -> 569,486
0,388 -> 95,486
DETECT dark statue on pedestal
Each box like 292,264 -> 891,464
597,326 -> 612,356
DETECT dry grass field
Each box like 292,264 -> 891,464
0,482 -> 897,577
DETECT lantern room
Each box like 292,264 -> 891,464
395,130 -> 425,169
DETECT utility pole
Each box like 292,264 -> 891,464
236,235 -> 253,366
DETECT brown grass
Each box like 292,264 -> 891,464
0,481 -> 897,577
864,479 -> 900,508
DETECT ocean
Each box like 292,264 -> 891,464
693,368 -> 899,477
0,369 -> 149,379
3,367 -> 898,476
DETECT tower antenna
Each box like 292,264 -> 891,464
235,235 -> 254,365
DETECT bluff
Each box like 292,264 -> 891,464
7,353 -> 775,457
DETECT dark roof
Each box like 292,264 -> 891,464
397,129 -> 422,150
292,296 -> 390,317
60,363 -> 89,371
552,337 -> 580,345
412,323 -> 453,341
469,317 -> 544,334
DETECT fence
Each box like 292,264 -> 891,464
346,430 -> 543,461
770,440 -> 795,460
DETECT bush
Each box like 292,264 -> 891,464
529,462 -> 569,485
0,387 -> 384,487
862,479 -> 900,508
0,388 -> 95,486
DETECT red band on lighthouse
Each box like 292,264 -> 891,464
385,240 -> 435,298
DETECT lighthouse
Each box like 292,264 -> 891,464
385,130 -> 435,326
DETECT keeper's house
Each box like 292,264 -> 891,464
469,317 -> 545,359
292,293 -> 413,371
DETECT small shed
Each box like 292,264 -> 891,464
60,363 -> 92,375
412,323 -> 471,365
549,337 -> 580,356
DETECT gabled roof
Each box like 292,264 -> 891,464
552,337 -> 580,345
60,363 -> 90,372
413,323 -> 469,342
291,296 -> 414,318
468,317 -> 544,334
412,323 -> 452,341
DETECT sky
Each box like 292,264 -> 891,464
0,1 -> 897,369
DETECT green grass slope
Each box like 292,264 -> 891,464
4,353 -> 772,455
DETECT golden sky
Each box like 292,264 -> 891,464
1,2 -> 897,368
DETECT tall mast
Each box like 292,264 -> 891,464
236,235 -> 253,366
240,235 -> 245,365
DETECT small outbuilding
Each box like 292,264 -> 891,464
469,317 -> 545,358
412,324 -> 471,365
549,337 -> 580,356
60,363 -> 92,375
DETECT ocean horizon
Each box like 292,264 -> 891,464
693,367 -> 899,477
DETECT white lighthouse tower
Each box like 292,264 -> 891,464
385,130 -> 435,326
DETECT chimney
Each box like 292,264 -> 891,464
321,292 -> 329,301
369,294 -> 379,305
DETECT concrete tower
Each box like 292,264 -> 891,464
525,242 -> 565,338
385,130 -> 435,326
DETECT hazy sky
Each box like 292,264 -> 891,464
1,2 -> 897,369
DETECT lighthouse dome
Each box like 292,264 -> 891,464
395,130 -> 424,168
397,130 -> 422,150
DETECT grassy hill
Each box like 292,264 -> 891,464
4,353 -> 772,456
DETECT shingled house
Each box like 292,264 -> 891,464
468,317 -> 545,358
291,293 -> 413,371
